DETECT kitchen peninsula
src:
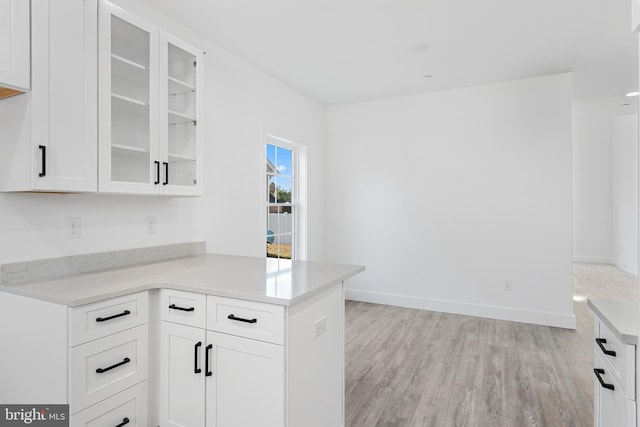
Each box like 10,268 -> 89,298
0,243 -> 364,427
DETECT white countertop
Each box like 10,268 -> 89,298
0,254 -> 365,307
588,299 -> 637,345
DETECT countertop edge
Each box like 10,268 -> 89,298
0,264 -> 367,307
587,299 -> 638,346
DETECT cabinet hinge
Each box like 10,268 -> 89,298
193,61 -> 197,67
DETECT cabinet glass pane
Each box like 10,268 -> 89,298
110,16 -> 151,184
167,43 -> 197,187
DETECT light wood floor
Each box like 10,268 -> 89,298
344,263 -> 637,427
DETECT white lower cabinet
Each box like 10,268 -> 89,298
0,292 -> 149,417
206,331 -> 284,427
159,321 -> 206,427
158,313 -> 285,427
158,286 -> 343,427
593,317 -> 636,427
70,382 -> 148,427
1,284 -> 344,427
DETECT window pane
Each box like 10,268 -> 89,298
276,146 -> 292,177
267,175 -> 276,202
266,144 -> 276,173
267,207 -> 281,235
274,176 -> 292,203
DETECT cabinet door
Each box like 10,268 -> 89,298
159,32 -> 203,196
0,0 -> 29,92
205,331 -> 284,427
30,0 -> 97,192
98,0 -> 159,194
159,321 -> 206,427
593,351 -> 635,427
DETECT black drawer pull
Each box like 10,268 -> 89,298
96,310 -> 131,322
596,338 -> 616,357
38,145 -> 46,177
205,344 -> 213,376
115,418 -> 130,427
154,160 -> 160,185
593,368 -> 615,390
163,161 -> 169,185
169,304 -> 195,312
194,341 -> 202,374
227,314 -> 257,324
96,357 -> 130,373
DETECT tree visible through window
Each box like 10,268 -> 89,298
266,143 -> 295,259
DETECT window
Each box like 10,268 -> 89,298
266,141 -> 296,259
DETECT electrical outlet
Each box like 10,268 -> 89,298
504,280 -> 513,291
146,216 -> 157,234
66,217 -> 81,239
314,316 -> 327,338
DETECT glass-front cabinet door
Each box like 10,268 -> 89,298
99,1 -> 159,194
159,33 -> 203,196
98,1 -> 203,196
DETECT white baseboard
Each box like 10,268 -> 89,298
345,289 -> 577,329
573,256 -> 613,264
613,259 -> 638,277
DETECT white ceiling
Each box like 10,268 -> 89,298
143,0 -> 638,111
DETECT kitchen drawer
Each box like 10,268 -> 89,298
160,289 -> 207,328
207,296 -> 285,345
69,325 -> 148,413
69,292 -> 148,347
70,382 -> 148,427
594,350 -> 636,427
595,318 -> 636,399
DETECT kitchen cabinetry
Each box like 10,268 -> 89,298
0,0 -> 98,192
158,290 -> 285,427
98,0 -> 203,196
158,285 -> 344,427
0,0 -> 30,97
593,316 -> 636,427
0,291 -> 149,423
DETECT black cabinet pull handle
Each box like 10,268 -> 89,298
154,160 -> 160,184
227,314 -> 257,324
38,145 -> 46,177
205,344 -> 213,376
163,161 -> 169,185
169,304 -> 195,312
596,338 -> 616,357
593,368 -> 615,390
96,310 -> 131,322
194,341 -> 202,374
115,418 -> 130,427
96,357 -> 130,373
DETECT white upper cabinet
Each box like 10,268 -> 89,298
0,0 -> 98,192
0,0 -> 30,96
98,0 -> 203,196
160,33 -> 203,196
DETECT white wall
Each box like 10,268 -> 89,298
325,74 -> 575,328
572,101 -> 614,264
612,114 -> 638,275
0,0 -> 326,265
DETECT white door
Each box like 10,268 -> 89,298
30,0 -> 97,192
205,331 -> 285,427
98,0 -> 159,194
0,0 -> 29,91
159,321 -> 206,427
